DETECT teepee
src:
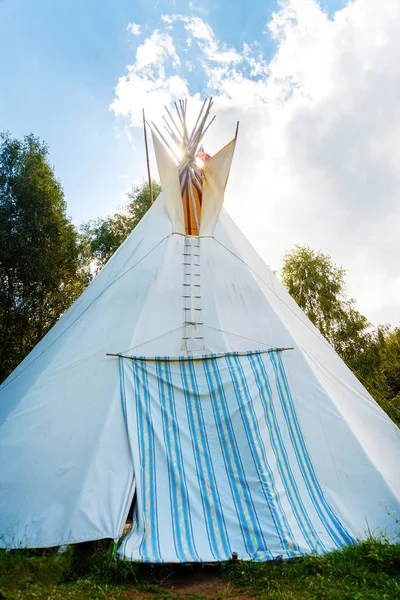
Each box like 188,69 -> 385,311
0,100 -> 399,562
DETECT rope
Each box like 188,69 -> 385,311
202,324 -> 278,349
118,324 -> 286,358
118,326 -> 185,355
213,238 -> 338,358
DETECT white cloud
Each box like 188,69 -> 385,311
135,30 -> 180,70
162,15 -> 242,64
111,30 -> 188,125
181,15 -> 214,42
111,71 -> 189,126
112,0 -> 400,325
127,22 -> 141,36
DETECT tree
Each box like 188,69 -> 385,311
381,328 -> 400,398
81,180 -> 160,273
374,328 -> 400,425
0,132 -> 89,383
280,245 -> 399,425
281,245 -> 370,360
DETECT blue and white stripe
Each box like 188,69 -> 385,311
269,351 -> 354,548
132,357 -> 162,562
203,354 -> 271,560
179,357 -> 231,560
156,357 -> 199,562
118,350 -> 353,563
248,351 -> 327,554
226,352 -> 300,557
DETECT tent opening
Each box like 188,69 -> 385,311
123,488 -> 137,538
117,350 -> 353,563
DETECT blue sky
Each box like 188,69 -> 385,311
0,0 -> 345,224
1,0 -> 399,324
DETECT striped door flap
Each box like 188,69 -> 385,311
118,350 -> 353,563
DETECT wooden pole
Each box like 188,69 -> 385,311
179,169 -> 188,195
234,121 -> 240,140
164,105 -> 183,142
188,98 -> 207,144
151,121 -> 180,163
162,116 -> 181,146
184,178 -> 192,234
106,347 -> 294,360
195,115 -> 216,150
142,109 -> 153,205
188,99 -> 213,155
188,172 -> 200,233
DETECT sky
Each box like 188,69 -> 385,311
0,0 -> 399,327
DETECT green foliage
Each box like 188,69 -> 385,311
346,325 -> 400,425
0,136 -> 158,384
1,539 -> 400,599
60,541 -> 140,585
281,245 -> 400,426
0,132 -> 89,384
381,328 -> 400,397
281,245 -> 370,360
81,180 -> 161,273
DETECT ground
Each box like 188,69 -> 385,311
1,539 -> 400,599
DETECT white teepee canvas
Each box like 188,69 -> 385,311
0,102 -> 399,561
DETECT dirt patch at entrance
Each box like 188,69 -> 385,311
123,569 -> 256,599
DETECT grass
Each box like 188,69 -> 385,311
0,538 -> 399,599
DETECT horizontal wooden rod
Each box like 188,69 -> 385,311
106,348 -> 294,360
